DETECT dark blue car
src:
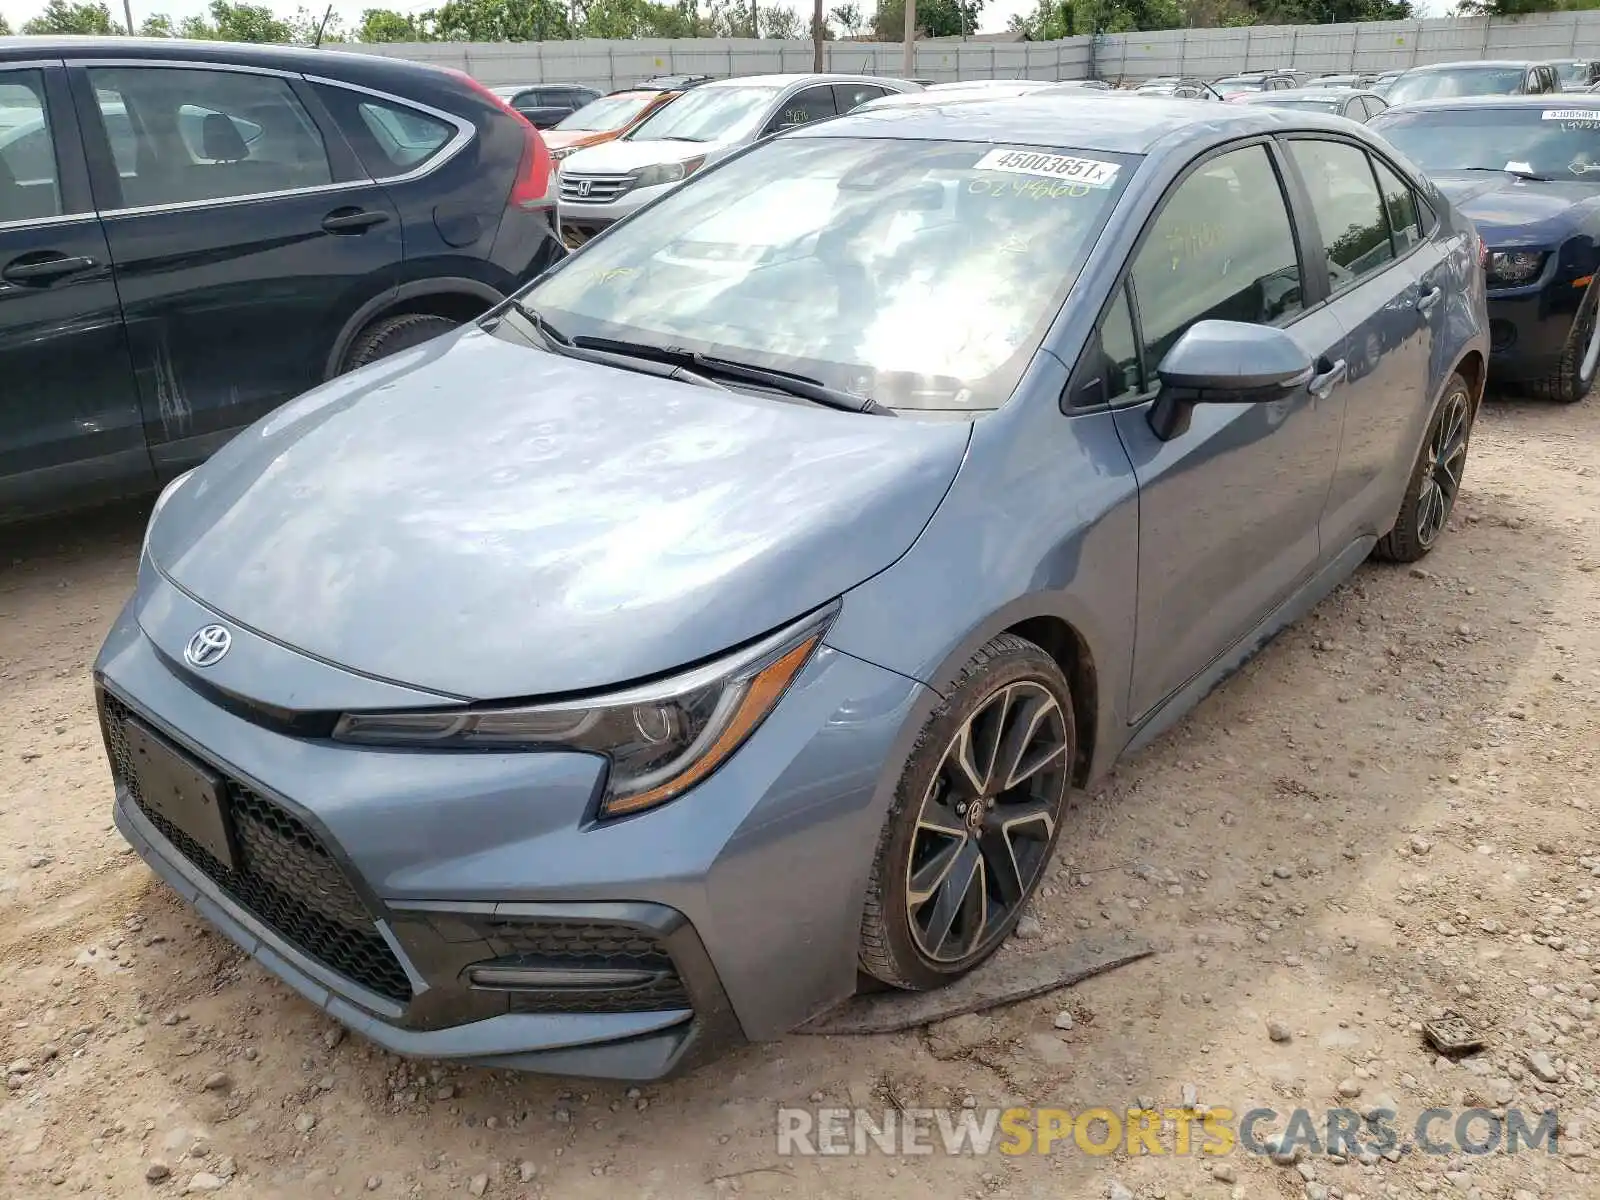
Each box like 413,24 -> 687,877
1372,95 -> 1600,402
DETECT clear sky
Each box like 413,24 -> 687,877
0,0 -> 1455,43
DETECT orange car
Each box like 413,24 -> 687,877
542,88 -> 685,165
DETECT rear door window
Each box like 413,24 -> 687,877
1288,139 -> 1396,291
356,101 -> 452,171
1372,157 -> 1423,253
770,86 -> 839,133
87,66 -> 332,208
834,83 -> 886,112
315,86 -> 458,179
0,70 -> 62,222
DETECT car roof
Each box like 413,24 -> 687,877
1381,93 -> 1600,112
1403,59 -> 1544,72
702,73 -> 910,89
0,34 -> 470,91
1239,88 -> 1366,102
808,92 -> 1372,156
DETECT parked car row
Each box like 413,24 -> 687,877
94,85 -> 1491,1082
554,73 -> 921,248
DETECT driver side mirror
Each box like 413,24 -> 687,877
1147,320 -> 1314,441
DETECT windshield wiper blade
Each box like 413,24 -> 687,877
569,335 -> 895,415
1462,165 -> 1552,182
504,302 -> 726,391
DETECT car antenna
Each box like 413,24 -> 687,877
313,3 -> 334,47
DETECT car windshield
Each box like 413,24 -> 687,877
1213,79 -> 1264,96
1387,67 -> 1527,104
1557,62 -> 1589,86
627,85 -> 781,142
514,136 -> 1135,413
555,93 -> 656,133
1372,105 -> 1600,180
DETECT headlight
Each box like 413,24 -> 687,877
1486,249 -> 1547,287
141,469 -> 194,559
332,603 -> 835,818
631,157 -> 704,189
550,145 -> 577,161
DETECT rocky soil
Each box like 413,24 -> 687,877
1,391 -> 1596,1200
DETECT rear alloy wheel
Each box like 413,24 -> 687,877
1374,373 -> 1474,563
341,312 -> 460,374
859,634 -> 1074,990
1526,276 -> 1599,404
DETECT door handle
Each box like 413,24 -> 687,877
2,253 -> 98,284
321,209 -> 390,233
1308,358 -> 1348,399
1417,286 -> 1442,313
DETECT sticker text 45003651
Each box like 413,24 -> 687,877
973,148 -> 1121,189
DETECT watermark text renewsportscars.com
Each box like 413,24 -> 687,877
776,1105 -> 1561,1158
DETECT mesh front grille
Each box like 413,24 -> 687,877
103,694 -> 412,1005
483,919 -> 690,1013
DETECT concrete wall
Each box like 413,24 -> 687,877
340,11 -> 1600,89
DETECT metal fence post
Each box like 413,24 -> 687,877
1243,25 -> 1253,72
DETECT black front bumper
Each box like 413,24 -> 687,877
1487,279 -> 1585,382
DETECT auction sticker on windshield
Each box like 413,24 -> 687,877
973,148 -> 1121,188
1541,109 -> 1600,120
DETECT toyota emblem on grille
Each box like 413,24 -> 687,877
576,178 -> 592,197
184,624 -> 231,667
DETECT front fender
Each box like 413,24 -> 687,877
823,369 -> 1140,784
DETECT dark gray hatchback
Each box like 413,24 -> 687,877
0,37 -> 564,523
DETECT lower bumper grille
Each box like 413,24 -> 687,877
478,918 -> 691,1014
102,694 -> 412,1005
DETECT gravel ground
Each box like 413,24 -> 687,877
1,392 -> 1597,1200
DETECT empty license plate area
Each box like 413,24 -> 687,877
125,718 -> 238,872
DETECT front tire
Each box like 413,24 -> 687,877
1525,276 -> 1599,404
858,634 -> 1075,991
1374,372 -> 1474,564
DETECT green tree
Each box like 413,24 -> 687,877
0,13 -> 11,33
138,11 -> 177,33
178,0 -> 295,40
357,6 -> 433,39
872,0 -> 983,38
578,0 -> 697,37
763,5 -> 805,34
288,4 -> 346,42
430,0 -> 572,40
829,1 -> 864,33
22,0 -> 121,34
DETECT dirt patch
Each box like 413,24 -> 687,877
2,395 -> 1597,1199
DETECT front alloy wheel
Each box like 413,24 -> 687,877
1415,387 -> 1471,549
1374,371 -> 1475,563
859,634 -> 1075,990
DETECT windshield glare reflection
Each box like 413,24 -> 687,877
521,137 -> 1134,412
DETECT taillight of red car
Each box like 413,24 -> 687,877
449,69 -> 554,211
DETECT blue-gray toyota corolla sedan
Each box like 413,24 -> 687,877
96,95 -> 1489,1080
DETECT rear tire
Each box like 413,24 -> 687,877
341,313 -> 459,373
858,634 -> 1075,991
1524,277 -> 1599,404
1374,372 -> 1474,564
